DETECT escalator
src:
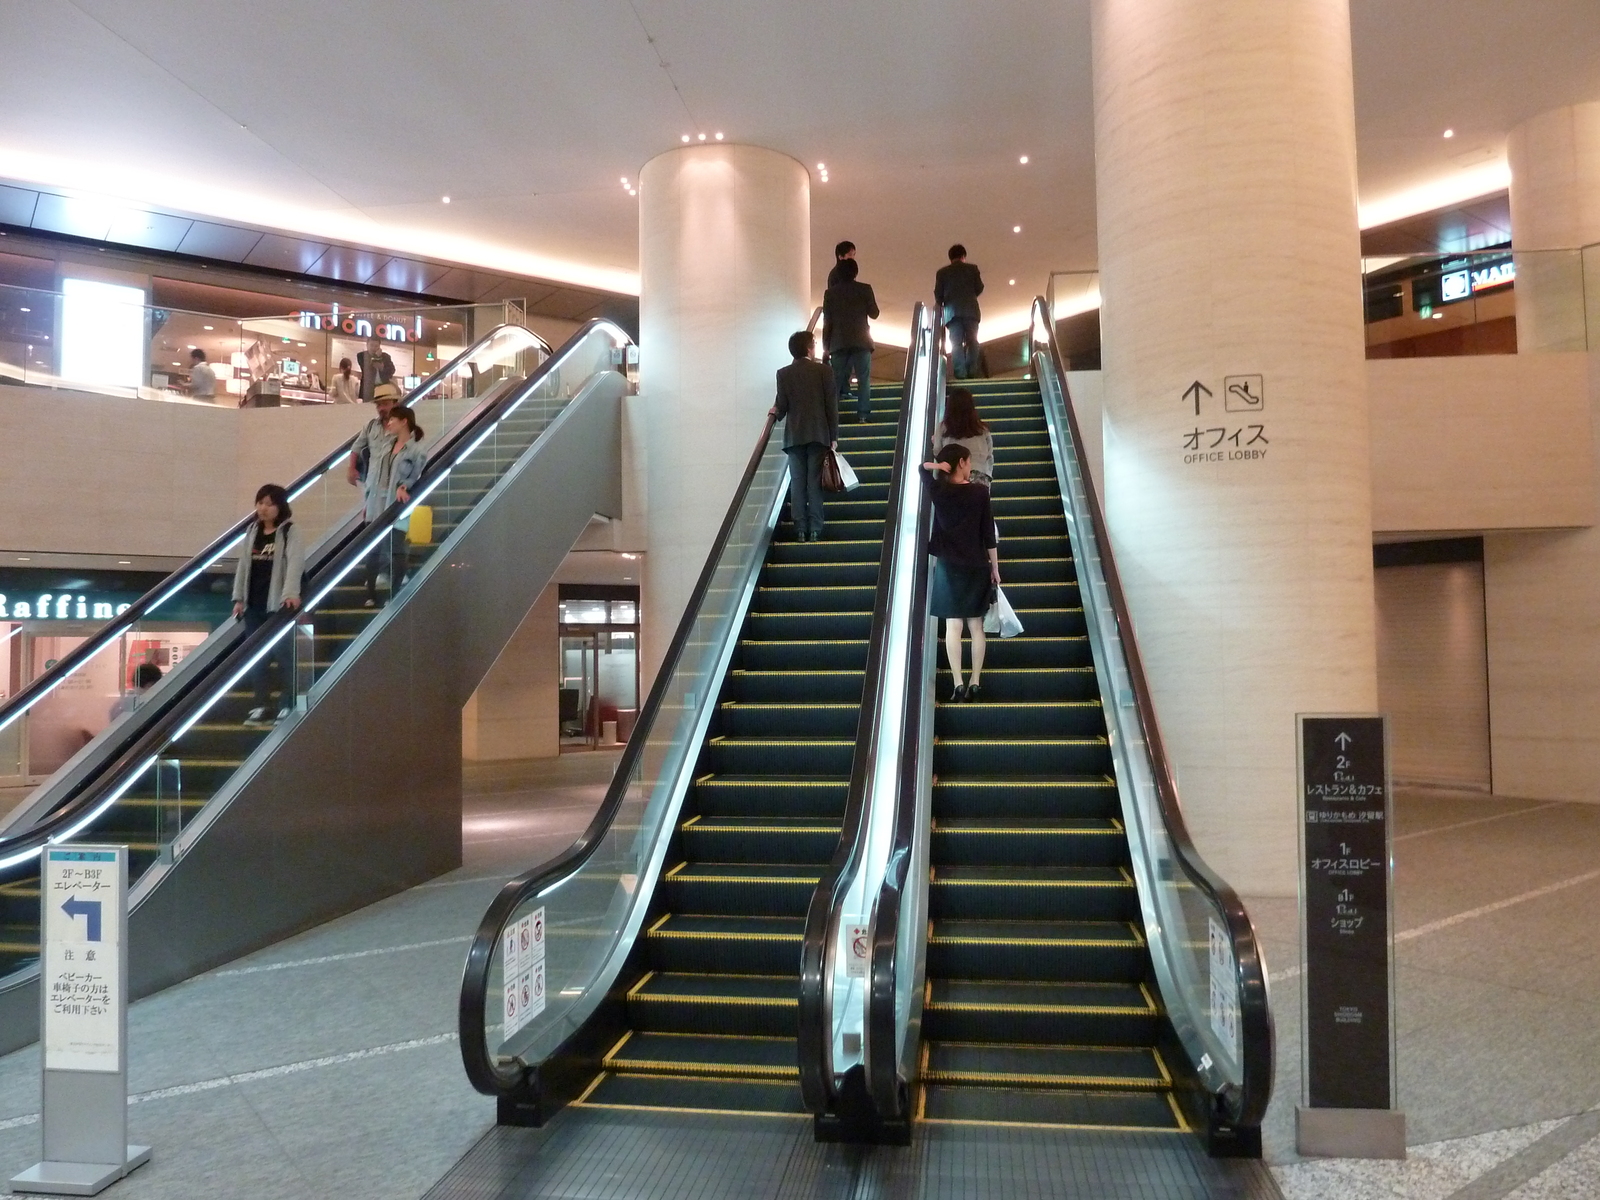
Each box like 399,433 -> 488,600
0,319 -> 631,1046
917,378 -> 1181,1131
569,385 -> 903,1116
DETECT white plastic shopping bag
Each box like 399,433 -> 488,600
982,587 -> 1025,638
834,451 -> 861,491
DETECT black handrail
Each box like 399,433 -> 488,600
796,304 -> 927,1115
0,324 -> 549,744
863,314 -> 944,1119
1029,296 -> 1273,1131
460,408 -> 781,1098
0,321 -> 610,877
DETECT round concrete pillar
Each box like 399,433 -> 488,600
638,144 -> 810,683
1508,102 -> 1600,352
1091,0 -> 1377,895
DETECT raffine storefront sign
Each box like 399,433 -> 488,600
0,593 -> 133,621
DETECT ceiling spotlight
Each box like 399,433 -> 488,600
714,132 -> 724,141
698,133 -> 707,141
1443,128 -> 1455,139
117,560 -> 131,565
1019,155 -> 1030,164
1013,225 -> 1022,233
19,307 -> 29,313
203,324 -> 213,330
442,195 -> 451,204
1009,279 -> 1016,285
817,163 -> 825,170
621,176 -> 629,185
682,134 -> 691,143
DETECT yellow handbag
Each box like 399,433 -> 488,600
406,504 -> 433,546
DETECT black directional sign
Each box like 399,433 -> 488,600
1299,715 -> 1393,1110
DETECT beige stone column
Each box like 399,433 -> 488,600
637,145 -> 810,685
1092,0 -> 1377,895
1508,102 -> 1600,353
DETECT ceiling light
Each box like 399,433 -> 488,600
698,133 -> 707,141
1013,225 -> 1022,233
1019,155 -> 1029,164
171,361 -> 180,366
442,195 -> 451,203
203,324 -> 213,330
714,132 -> 724,141
817,163 -> 825,170
681,134 -> 691,143
621,176 -> 629,185
1443,129 -> 1455,139
117,560 -> 131,565
17,557 -> 31,562
1009,279 -> 1016,285
187,344 -> 197,349
19,307 -> 29,313
297,342 -> 306,347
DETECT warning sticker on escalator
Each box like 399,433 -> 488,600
502,907 -> 547,1039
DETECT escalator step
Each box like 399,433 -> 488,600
706,737 -> 855,775
577,1072 -> 808,1115
717,702 -> 860,739
725,670 -> 864,703
647,913 -> 803,973
755,585 -> 877,612
663,860 -> 822,917
735,640 -> 868,671
964,637 -> 1091,669
924,979 -> 1160,1046
934,701 -> 1106,739
932,819 -> 1126,867
919,1084 -> 1184,1131
930,864 -> 1137,921
680,815 -> 841,863
923,1042 -> 1168,1089
928,919 -> 1147,982
603,1030 -> 798,1077
627,970 -> 798,1036
933,777 -> 1119,819
692,776 -> 849,819
934,737 -> 1111,776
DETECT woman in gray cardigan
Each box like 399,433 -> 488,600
231,483 -> 306,725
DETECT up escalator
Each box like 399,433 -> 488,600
917,377 -> 1179,1131
0,319 -> 631,1038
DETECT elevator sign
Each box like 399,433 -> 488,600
43,847 -> 124,1073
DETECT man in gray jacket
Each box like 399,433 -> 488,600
769,331 -> 840,542
822,258 -> 880,422
935,244 -> 985,380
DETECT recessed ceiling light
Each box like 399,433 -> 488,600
1443,129 -> 1455,139
698,133 -> 707,141
187,344 -> 197,349
442,195 -> 451,203
19,307 -> 29,313
681,134 -> 691,143
117,560 -> 131,565
714,132 -> 724,141
203,324 -> 213,330
621,176 -> 629,185
817,163 -> 825,170
17,557 -> 30,562
1009,279 -> 1016,285
172,361 -> 180,366
1019,155 -> 1029,164
1013,225 -> 1022,233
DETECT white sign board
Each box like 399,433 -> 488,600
43,847 -> 122,1073
502,907 -> 546,1040
1208,916 -> 1241,1059
846,924 -> 869,979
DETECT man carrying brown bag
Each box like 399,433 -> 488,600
769,330 -> 840,543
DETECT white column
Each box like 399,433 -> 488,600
1092,0 -> 1377,896
1508,101 -> 1600,352
637,144 -> 810,685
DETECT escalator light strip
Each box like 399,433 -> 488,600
2,754 -> 162,867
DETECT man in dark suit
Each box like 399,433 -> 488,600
826,240 -> 856,288
935,244 -> 985,379
822,258 -> 880,422
769,330 -> 839,542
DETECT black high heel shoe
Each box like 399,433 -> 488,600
949,682 -> 968,703
963,682 -> 982,702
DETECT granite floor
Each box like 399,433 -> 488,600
0,750 -> 620,1200
1261,787 -> 1600,1198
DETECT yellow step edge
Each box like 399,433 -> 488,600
928,921 -> 1145,948
682,821 -> 840,834
936,777 -> 1115,788
922,1067 -> 1167,1090
572,1073 -> 808,1119
933,737 -> 1109,746
932,822 -> 1120,835
930,872 -> 1132,890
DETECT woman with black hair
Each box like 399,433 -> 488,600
923,443 -> 999,702
931,386 -> 994,485
231,483 -> 305,725
364,404 -> 428,605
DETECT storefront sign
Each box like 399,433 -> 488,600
1298,715 -> 1393,1111
0,593 -> 133,621
295,304 -> 425,343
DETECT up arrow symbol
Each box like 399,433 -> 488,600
1182,380 -> 1212,416
1335,732 -> 1353,750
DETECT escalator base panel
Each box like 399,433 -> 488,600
919,1084 -> 1187,1132
576,1071 -> 808,1116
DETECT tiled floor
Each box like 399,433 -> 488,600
1261,787 -> 1600,1198
0,750 -> 619,1200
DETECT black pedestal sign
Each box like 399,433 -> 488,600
1298,715 -> 1393,1110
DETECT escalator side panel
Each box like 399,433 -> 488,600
0,376 -> 626,1056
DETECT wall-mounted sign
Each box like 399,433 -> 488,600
0,593 -> 132,621
295,303 -> 426,344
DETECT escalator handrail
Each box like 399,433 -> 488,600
797,303 -> 928,1113
863,315 -> 944,1117
1029,296 -> 1273,1127
0,325 -> 550,744
459,407 -> 782,1097
0,321 -> 615,874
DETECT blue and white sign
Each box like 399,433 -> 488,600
43,848 -> 122,1073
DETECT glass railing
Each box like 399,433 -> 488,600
0,324 -> 549,794
0,321 -> 621,985
797,304 -> 937,1123
1026,296 -> 1272,1142
460,407 -> 789,1104
0,279 -> 531,405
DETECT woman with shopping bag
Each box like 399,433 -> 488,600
923,443 -> 999,702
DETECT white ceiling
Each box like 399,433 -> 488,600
1,0 -> 1597,339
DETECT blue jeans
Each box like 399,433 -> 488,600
830,348 -> 873,420
947,316 -> 981,379
785,444 -> 827,538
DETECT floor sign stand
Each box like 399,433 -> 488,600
11,845 -> 151,1196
